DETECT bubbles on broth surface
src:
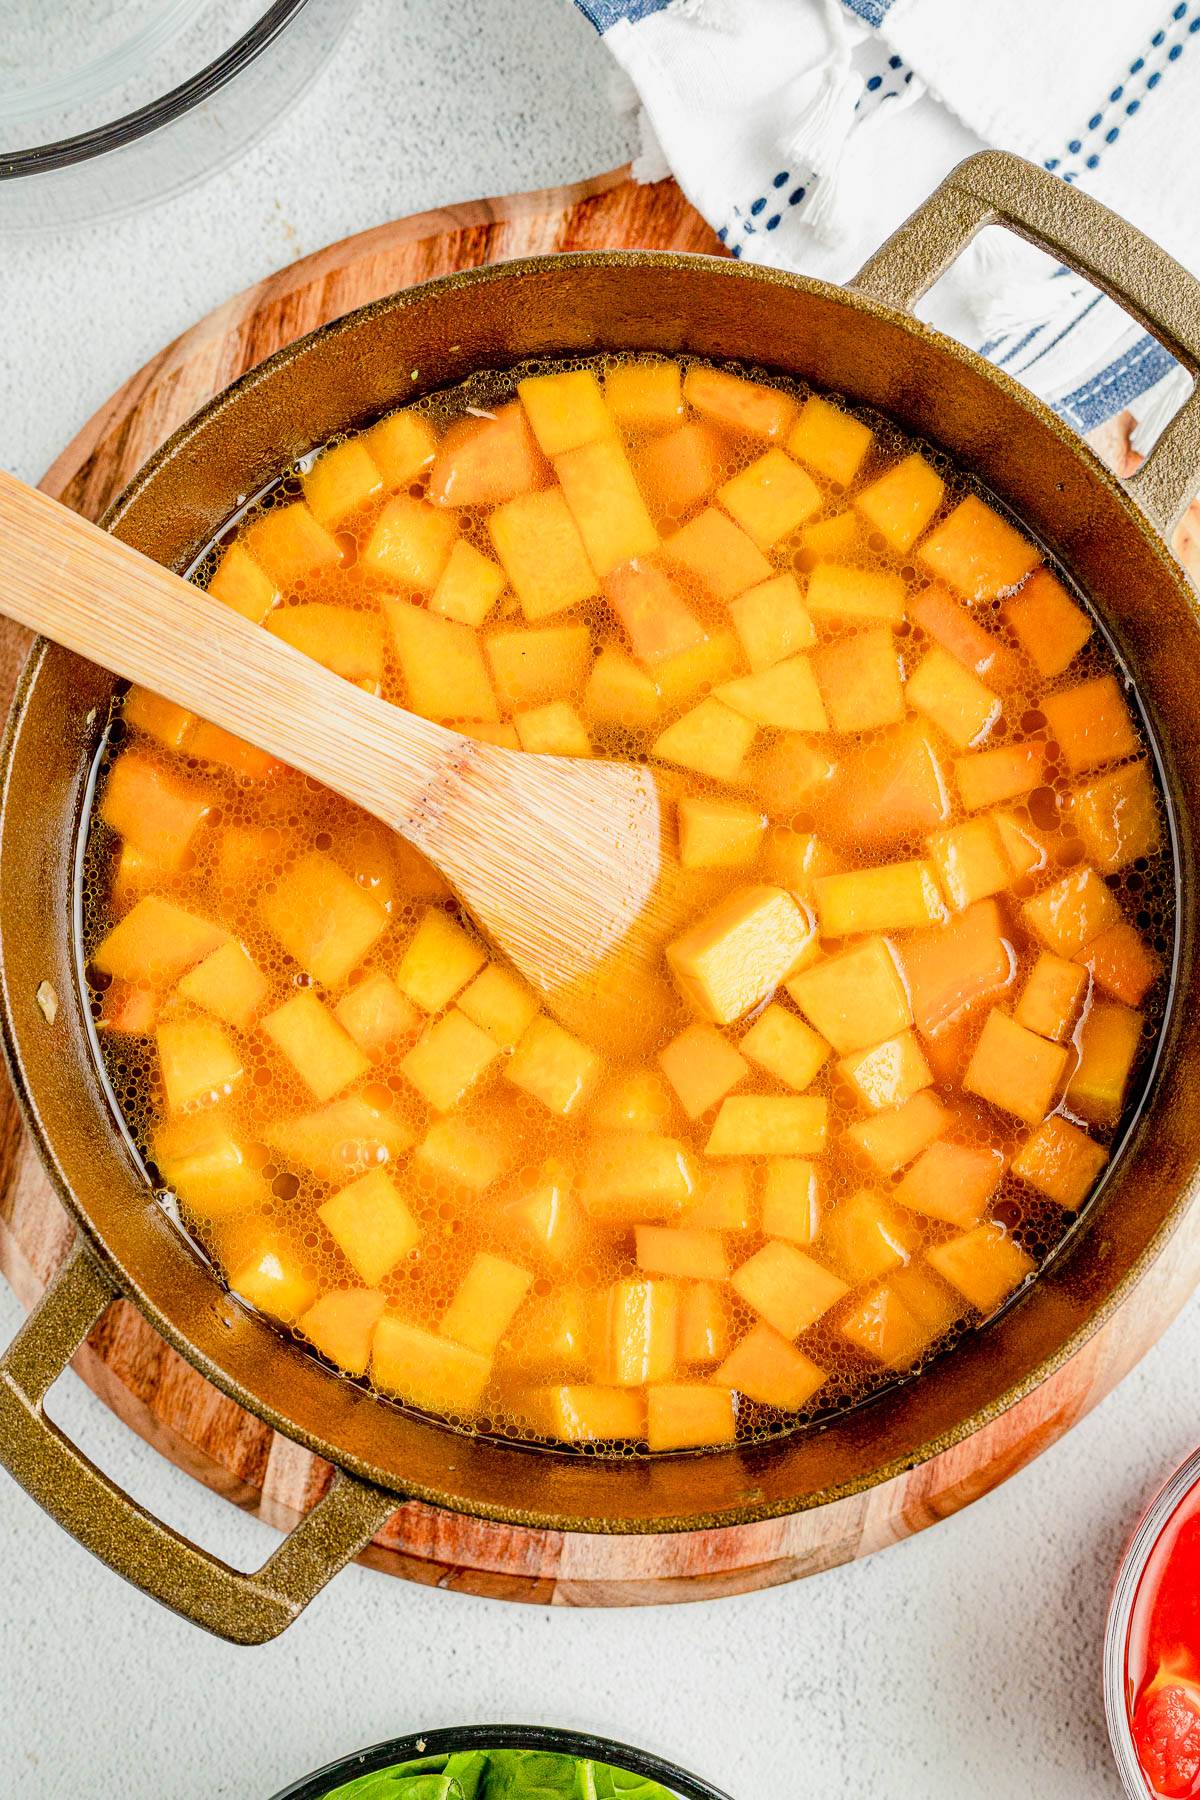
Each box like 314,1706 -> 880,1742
79,352 -> 1176,1456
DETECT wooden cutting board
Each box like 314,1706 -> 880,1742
3,166 -> 1198,1606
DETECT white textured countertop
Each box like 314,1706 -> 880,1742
0,4 -> 1197,1795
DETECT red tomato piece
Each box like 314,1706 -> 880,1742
1133,1683 -> 1200,1798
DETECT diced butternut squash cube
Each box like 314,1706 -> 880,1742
457,964 -> 539,1050
844,1090 -> 950,1175
926,816 -> 1013,910
554,435 -> 658,575
100,752 -> 210,870
505,1016 -> 603,1116
504,1287 -> 589,1374
906,645 -> 1000,750
895,1139 -> 1005,1228
787,394 -> 873,484
1068,762 -> 1160,873
838,1031 -> 933,1113
918,494 -> 1040,600
677,1282 -> 732,1363
318,1166 -> 419,1285
800,511 -> 859,557
488,488 -> 600,621
1014,953 -> 1087,1042
298,1288 -> 386,1376
739,1003 -> 829,1092
1075,921 -> 1160,1007
604,358 -> 683,432
598,1278 -> 679,1385
1003,567 -> 1093,677
890,1263 -> 966,1342
364,407 -> 437,490
177,939 -> 267,1031
910,583 -> 1024,691
714,656 -> 828,732
658,1023 -> 749,1120
604,557 -> 707,667
157,1019 -> 242,1111
396,908 -> 486,1012
992,810 -> 1047,877
667,885 -> 814,1024
333,974 -> 420,1056
926,1224 -> 1034,1314
815,859 -> 945,936
964,1009 -> 1068,1124
832,719 -> 951,847
301,438 -> 382,527
440,1253 -> 532,1355
94,896 -> 228,983
124,686 -> 195,752
415,1114 -> 507,1192
427,401 -> 549,507
633,421 -> 724,518
761,827 -> 842,902
677,797 -> 766,870
683,364 -> 796,439
155,1117 -> 269,1219
230,1236 -> 317,1324
100,980 -> 161,1035
485,622 -> 593,708
263,1094 -> 414,1179
259,850 -> 388,987
811,626 -> 904,733
900,899 -> 1013,1039
266,602 -> 384,685
387,599 -> 499,722
752,735 -> 837,816
654,696 -> 757,783
647,1384 -> 736,1450
1012,1115 -> 1108,1210
824,1189 -> 919,1285
717,1322 -> 826,1408
508,1162 -> 583,1265
401,1009 -> 502,1111
664,508 -> 772,598
1022,866 -> 1120,956
685,1163 -> 754,1231
591,1069 -> 675,1134
854,452 -> 944,551
955,741 -> 1046,812
760,1158 -> 821,1244
584,646 -> 662,731
187,722 -> 281,782
532,1384 -> 644,1442
1043,674 -> 1138,775
581,1133 -> 695,1221
263,992 -> 369,1101
839,1281 -> 931,1369
732,1241 -> 847,1338
514,700 -> 592,756
208,541 -> 279,624
244,502 -> 343,586
371,1317 -> 491,1415
804,561 -> 906,626
214,824 -> 286,894
1066,1000 -> 1142,1123
636,1225 -> 729,1281
518,368 -> 613,456
729,573 -> 816,670
706,1095 -> 827,1156
362,496 -> 456,590
655,629 -> 746,710
718,448 -> 821,549
788,936 -> 910,1054
427,538 -> 507,627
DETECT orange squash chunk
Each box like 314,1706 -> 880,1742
677,1282 -> 733,1363
910,583 -> 1023,691
647,1385 -> 737,1451
362,496 -> 457,590
685,1164 -> 754,1232
814,859 -> 945,936
1066,1001 -> 1142,1123
811,626 -> 905,733
596,1277 -> 679,1385
371,1318 -> 491,1416
729,573 -> 816,670
854,452 -> 944,551
484,621 -> 593,709
844,1089 -> 950,1176
388,600 -> 499,722
926,816 -> 1013,910
677,797 -> 766,871
635,1226 -> 729,1281
804,561 -> 906,626
633,420 -> 724,518
917,494 -> 1040,600
1012,1115 -> 1108,1210
1014,953 -> 1087,1042
244,501 -> 343,587
786,394 -> 873,485
753,735 -> 837,816
604,358 -> 683,432
441,1253 -> 533,1356
1002,567 -> 1093,677
761,826 -> 842,901
825,719 -> 950,849
717,1322 -> 826,1408
658,1022 -> 749,1119
705,1095 -> 828,1157
739,1003 -> 830,1092
926,1223 -> 1034,1314
839,1281 -> 932,1370
715,656 -> 828,732
554,435 -> 659,575
652,697 -> 755,783
895,1139 -> 1005,1228
124,686 -> 195,752
532,1385 -> 645,1443
964,1009 -> 1068,1125
100,753 -> 210,871
838,1031 -> 933,1114
800,511 -> 859,557
518,368 -> 613,455
429,539 -> 507,627
318,1167 -> 420,1286
580,1134 -> 695,1223
94,896 -> 228,984
682,364 -> 796,440
427,401 -> 549,507
788,936 -> 911,1055
668,885 -> 814,1024
208,541 -> 279,624
822,1190 -> 918,1287
1043,674 -> 1138,775
906,646 -> 1000,751
230,1235 -> 317,1324
488,487 -> 600,621
955,741 -> 1046,812
298,1288 -> 386,1377
188,722 -> 281,782
301,438 -> 382,528
731,1241 -> 848,1338
718,448 -> 821,548
664,507 -> 773,598
655,629 -> 745,710
605,557 -> 707,665
364,407 -> 437,491
1022,866 -> 1120,956
900,899 -> 1013,1039
760,1158 -> 821,1243
1068,762 -> 1161,872
1074,921 -> 1160,1006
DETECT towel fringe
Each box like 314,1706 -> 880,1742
776,0 -> 861,242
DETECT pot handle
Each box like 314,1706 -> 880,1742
849,148 -> 1200,539
0,1240 -> 397,1643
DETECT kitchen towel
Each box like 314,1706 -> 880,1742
575,0 -> 1200,453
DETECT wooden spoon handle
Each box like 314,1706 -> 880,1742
0,467 -> 463,833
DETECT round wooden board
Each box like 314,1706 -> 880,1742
3,166 -> 1199,1606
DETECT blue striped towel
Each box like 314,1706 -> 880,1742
577,0 -> 1200,465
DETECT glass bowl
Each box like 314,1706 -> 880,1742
1104,1442 -> 1200,1798
0,0 -> 361,232
268,1724 -> 734,1800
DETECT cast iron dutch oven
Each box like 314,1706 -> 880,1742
0,152 -> 1198,1642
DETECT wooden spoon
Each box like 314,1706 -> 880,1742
0,468 -> 681,1048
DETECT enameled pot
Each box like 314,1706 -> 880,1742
2,151 -> 1200,1642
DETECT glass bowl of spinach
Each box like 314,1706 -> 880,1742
269,1724 -> 733,1800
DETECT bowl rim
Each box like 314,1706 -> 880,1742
266,1722 -> 734,1800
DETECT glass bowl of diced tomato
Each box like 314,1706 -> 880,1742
1106,1444 -> 1200,1798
